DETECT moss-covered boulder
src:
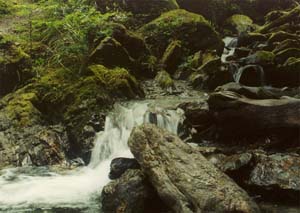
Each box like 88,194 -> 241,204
96,0 -> 179,26
161,40 -> 183,75
89,37 -> 134,69
138,9 -> 224,58
155,70 -> 174,90
0,35 -> 32,97
272,39 -> 300,54
224,14 -> 254,34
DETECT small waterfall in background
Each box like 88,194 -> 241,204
0,101 -> 185,211
221,37 -> 238,63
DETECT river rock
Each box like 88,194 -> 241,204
128,124 -> 260,213
0,125 -> 70,169
109,158 -> 140,180
102,169 -> 169,213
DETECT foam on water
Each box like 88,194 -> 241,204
0,101 -> 184,211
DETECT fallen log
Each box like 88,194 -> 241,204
208,91 -> 300,138
128,124 -> 260,213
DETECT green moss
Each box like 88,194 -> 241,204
1,91 -> 42,127
225,14 -> 254,34
0,0 -> 11,16
138,9 -> 223,57
155,70 -> 174,89
256,51 -> 275,63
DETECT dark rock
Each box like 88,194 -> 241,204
102,169 -> 169,213
161,40 -> 183,75
235,47 -> 251,58
109,158 -> 140,180
238,33 -> 268,47
275,48 -> 300,64
248,152 -> 300,203
236,65 -> 266,87
128,124 -> 260,213
268,31 -> 299,44
89,37 -> 134,68
0,35 -> 32,97
0,125 -> 70,169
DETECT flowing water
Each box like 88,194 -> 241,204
221,37 -> 238,63
0,99 -> 185,212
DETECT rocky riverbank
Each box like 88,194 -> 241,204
0,0 -> 299,212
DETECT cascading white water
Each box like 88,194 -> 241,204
221,37 -> 238,63
0,101 -> 184,211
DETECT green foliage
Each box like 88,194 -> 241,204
0,0 -> 11,16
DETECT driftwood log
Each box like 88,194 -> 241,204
128,124 -> 260,213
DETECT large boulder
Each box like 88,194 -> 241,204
109,158 -> 140,180
138,9 -> 224,58
128,124 -> 260,213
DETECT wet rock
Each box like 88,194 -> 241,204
272,39 -> 300,54
248,152 -> 300,203
138,9 -> 224,58
268,31 -> 299,44
161,40 -> 183,75
102,169 -> 169,213
109,158 -> 140,180
0,125 -> 70,169
128,124 -> 260,213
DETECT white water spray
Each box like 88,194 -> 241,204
0,101 -> 184,211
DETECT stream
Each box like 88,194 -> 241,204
0,98 -> 190,212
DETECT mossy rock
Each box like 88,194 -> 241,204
265,10 -> 287,23
89,37 -> 134,69
268,31 -> 299,44
0,35 -> 32,97
161,40 -> 183,75
138,9 -> 224,58
0,90 -> 43,128
225,14 -> 254,34
155,70 -> 174,89
275,48 -> 300,64
242,51 -> 275,66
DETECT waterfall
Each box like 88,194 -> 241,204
0,101 -> 184,211
221,37 -> 238,63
